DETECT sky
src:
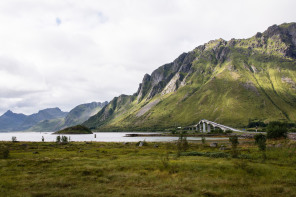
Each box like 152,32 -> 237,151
0,0 -> 295,115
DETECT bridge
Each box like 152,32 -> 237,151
187,119 -> 243,133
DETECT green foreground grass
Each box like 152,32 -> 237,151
1,140 -> 296,197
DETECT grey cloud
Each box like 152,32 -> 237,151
0,89 -> 45,98
0,0 -> 296,115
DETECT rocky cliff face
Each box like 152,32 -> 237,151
84,23 -> 296,131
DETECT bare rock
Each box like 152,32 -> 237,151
210,143 -> 218,147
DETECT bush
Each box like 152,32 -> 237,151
225,130 -> 233,134
177,133 -> 189,156
211,128 -> 224,134
254,134 -> 267,151
61,136 -> 68,143
289,128 -> 296,133
254,134 -> 267,160
266,121 -> 288,139
56,136 -> 68,143
170,129 -> 177,134
229,136 -> 239,158
11,136 -> 17,142
247,121 -> 267,128
201,136 -> 206,144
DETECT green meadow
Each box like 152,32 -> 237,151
1,138 -> 296,197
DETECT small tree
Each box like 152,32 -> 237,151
254,134 -> 267,160
56,136 -> 61,143
11,136 -> 17,142
42,136 -> 44,142
229,136 -> 239,158
177,133 -> 189,156
201,136 -> 206,144
61,136 -> 68,143
267,121 -> 288,139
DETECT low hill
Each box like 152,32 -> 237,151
54,125 -> 93,134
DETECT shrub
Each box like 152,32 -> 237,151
229,136 -> 239,158
56,136 -> 69,143
11,136 -> 17,142
289,128 -> 296,133
171,129 -> 177,134
177,133 -> 189,156
254,134 -> 267,151
211,128 -> 224,134
61,136 -> 68,143
247,121 -> 267,128
225,130 -> 233,134
266,121 -> 288,139
254,134 -> 267,160
201,136 -> 206,144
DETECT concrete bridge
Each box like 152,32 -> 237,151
187,119 -> 243,133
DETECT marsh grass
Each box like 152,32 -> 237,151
0,140 -> 296,196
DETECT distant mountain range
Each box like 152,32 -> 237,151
0,101 -> 108,132
83,22 -> 296,131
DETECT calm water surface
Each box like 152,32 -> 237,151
0,132 -> 225,142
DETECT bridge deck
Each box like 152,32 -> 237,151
188,119 -> 243,132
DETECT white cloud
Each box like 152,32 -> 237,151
0,0 -> 295,115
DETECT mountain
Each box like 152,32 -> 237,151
0,110 -> 27,131
28,101 -> 108,132
63,101 -> 108,127
83,22 -> 296,131
0,108 -> 68,131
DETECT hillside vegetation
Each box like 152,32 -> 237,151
84,23 -> 296,131
54,125 -> 93,134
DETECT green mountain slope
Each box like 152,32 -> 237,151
84,23 -> 296,131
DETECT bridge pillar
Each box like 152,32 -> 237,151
203,122 -> 206,133
208,124 -> 211,133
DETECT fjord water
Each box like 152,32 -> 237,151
0,132 -> 183,142
0,132 -> 226,142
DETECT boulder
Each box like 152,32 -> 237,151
210,143 -> 218,147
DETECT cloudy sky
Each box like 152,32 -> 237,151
0,0 -> 295,115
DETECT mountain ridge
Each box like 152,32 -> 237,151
0,108 -> 68,131
27,101 -> 108,132
0,101 -> 108,132
83,22 -> 296,131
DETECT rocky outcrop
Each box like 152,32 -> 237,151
136,99 -> 160,117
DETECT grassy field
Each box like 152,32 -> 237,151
1,139 -> 296,197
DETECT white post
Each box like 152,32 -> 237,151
208,124 -> 211,133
